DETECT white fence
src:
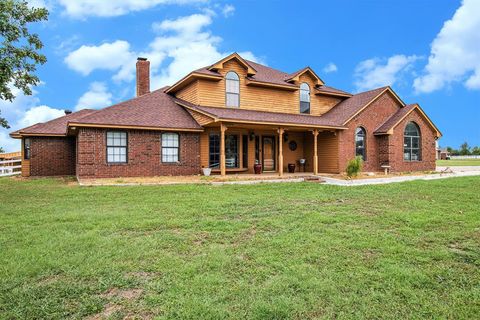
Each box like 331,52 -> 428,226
450,155 -> 480,160
0,159 -> 22,177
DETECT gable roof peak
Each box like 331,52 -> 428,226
207,52 -> 257,76
286,66 -> 324,86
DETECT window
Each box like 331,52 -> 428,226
226,71 -> 240,107
162,133 -> 179,163
209,134 -> 220,168
209,133 -> 239,168
106,131 -> 127,163
24,138 -> 31,160
355,127 -> 366,160
404,122 -> 421,161
300,82 -> 310,114
242,135 -> 248,169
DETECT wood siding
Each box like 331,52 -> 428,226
176,80 -> 198,104
177,59 -> 342,116
305,131 -> 339,173
21,138 -> 30,177
186,109 -> 214,126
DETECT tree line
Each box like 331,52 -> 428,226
443,142 -> 480,156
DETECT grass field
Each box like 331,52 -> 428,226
437,158 -> 480,166
0,177 -> 479,319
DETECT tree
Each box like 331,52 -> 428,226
0,0 -> 48,128
472,146 -> 480,155
459,142 -> 471,156
0,146 -> 4,153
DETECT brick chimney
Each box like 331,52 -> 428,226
136,57 -> 150,97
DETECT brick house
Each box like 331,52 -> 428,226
11,53 -> 441,178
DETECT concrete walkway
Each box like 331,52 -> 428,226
319,170 -> 480,186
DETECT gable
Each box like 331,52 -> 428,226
208,53 -> 256,76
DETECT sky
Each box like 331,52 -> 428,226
1,0 -> 479,152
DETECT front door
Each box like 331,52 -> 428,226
262,136 -> 276,171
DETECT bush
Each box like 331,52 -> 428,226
346,156 -> 363,177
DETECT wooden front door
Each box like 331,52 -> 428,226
262,136 -> 276,171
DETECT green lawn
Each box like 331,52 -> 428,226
437,158 -> 480,166
0,177 -> 479,319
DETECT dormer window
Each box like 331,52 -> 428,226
300,82 -> 310,114
226,71 -> 240,108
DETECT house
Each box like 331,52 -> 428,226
10,53 -> 441,178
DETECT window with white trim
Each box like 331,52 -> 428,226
106,131 -> 127,163
162,133 -> 179,163
404,122 -> 421,161
226,71 -> 240,107
300,82 -> 310,114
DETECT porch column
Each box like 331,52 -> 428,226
313,129 -> 318,175
278,128 -> 284,176
220,123 -> 227,176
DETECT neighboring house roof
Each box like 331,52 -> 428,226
374,103 -> 442,137
174,98 -> 347,129
320,86 -> 404,125
67,88 -> 203,131
10,109 -> 96,137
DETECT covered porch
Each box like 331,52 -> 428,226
200,122 -> 340,176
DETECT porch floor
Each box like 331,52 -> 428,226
78,172 -> 319,186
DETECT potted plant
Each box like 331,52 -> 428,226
202,166 -> 212,176
254,160 -> 262,174
288,163 -> 296,173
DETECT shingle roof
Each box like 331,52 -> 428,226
195,59 -> 350,94
10,109 -> 96,136
174,98 -> 346,129
68,88 -> 202,131
319,87 -> 390,125
374,104 -> 416,134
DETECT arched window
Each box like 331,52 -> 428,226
225,71 -> 239,107
404,122 -> 421,161
355,127 -> 366,160
300,83 -> 310,114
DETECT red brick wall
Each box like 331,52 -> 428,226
388,108 -> 437,172
337,91 -> 437,173
29,137 -> 76,176
76,128 -> 201,178
338,91 -> 401,172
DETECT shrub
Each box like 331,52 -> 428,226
346,156 -> 363,177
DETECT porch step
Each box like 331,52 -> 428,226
304,176 -> 325,183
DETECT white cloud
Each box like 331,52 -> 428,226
0,87 -> 65,152
64,41 -> 136,80
65,12 -> 263,90
323,62 -> 337,74
414,0 -> 480,93
354,55 -> 420,92
16,105 -> 65,128
75,82 -> 112,110
57,0 -> 206,19
222,4 -> 235,17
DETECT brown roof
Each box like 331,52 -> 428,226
374,104 -> 416,134
195,58 -> 349,94
174,98 -> 346,129
315,85 -> 351,96
10,109 -> 96,136
319,87 -> 393,125
67,88 -> 202,131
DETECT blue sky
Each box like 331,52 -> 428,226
1,0 -> 479,152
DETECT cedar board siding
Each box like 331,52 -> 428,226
176,80 -> 198,104
21,138 -> 30,177
188,59 -> 341,116
304,131 -> 340,173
